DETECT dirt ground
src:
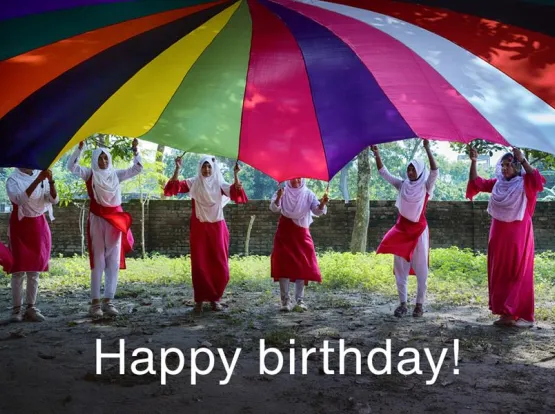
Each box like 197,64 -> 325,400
1,283 -> 554,414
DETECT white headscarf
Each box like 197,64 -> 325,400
272,179 -> 317,228
188,156 -> 230,223
487,154 -> 527,222
8,169 -> 55,221
91,147 -> 121,207
395,159 -> 431,223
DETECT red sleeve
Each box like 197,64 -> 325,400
524,169 -> 546,200
229,185 -> 248,204
163,180 -> 189,197
466,176 -> 496,200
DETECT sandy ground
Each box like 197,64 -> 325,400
1,283 -> 554,414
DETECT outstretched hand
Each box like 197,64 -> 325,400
468,146 -> 478,162
78,141 -> 84,150
37,170 -> 50,181
423,139 -> 430,149
370,145 -> 379,157
512,147 -> 524,162
175,156 -> 183,169
132,138 -> 139,155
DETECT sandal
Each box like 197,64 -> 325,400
493,315 -> 515,326
412,304 -> 424,318
193,302 -> 203,314
211,302 -> 223,312
394,304 -> 408,317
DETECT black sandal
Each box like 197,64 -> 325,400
394,304 -> 408,317
413,304 -> 424,317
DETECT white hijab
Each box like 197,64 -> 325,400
488,155 -> 527,222
272,179 -> 317,228
8,169 -> 55,221
188,156 -> 230,223
91,147 -> 121,207
396,159 -> 431,223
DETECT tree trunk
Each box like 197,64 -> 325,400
139,175 -> 147,259
350,147 -> 371,253
155,144 -> 166,198
141,199 -> 147,259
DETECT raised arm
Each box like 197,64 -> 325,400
66,141 -> 92,181
512,147 -> 534,175
163,156 -> 190,196
423,139 -> 438,171
466,147 -> 496,199
370,145 -> 384,171
216,162 -> 246,204
311,191 -> 328,216
422,140 -> 439,192
270,187 -> 284,213
116,138 -> 143,182
44,170 -> 59,204
468,147 -> 479,182
371,145 -> 403,190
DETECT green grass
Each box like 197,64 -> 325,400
2,247 -> 554,320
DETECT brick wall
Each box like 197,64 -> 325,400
1,200 -> 553,256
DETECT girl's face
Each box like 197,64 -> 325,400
407,163 -> 418,181
97,152 -> 109,170
501,158 -> 517,180
201,162 -> 212,177
289,178 -> 302,188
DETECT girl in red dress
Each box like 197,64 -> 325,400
372,140 -> 438,318
6,167 -> 58,322
165,155 -> 247,313
67,139 -> 143,318
466,147 -> 545,328
270,178 -> 329,312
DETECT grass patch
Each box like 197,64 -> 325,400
1,247 -> 554,321
263,328 -> 300,348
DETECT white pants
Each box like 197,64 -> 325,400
393,226 -> 429,305
89,213 -> 122,300
12,272 -> 39,307
279,278 -> 305,303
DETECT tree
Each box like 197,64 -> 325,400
0,168 -> 12,208
155,144 -> 166,198
350,147 -> 371,253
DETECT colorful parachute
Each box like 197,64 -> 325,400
1,0 -> 554,181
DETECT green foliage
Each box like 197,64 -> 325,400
80,133 -> 136,165
0,168 -> 13,205
450,139 -> 506,158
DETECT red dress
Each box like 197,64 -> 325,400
271,215 -> 322,285
377,194 -> 430,275
466,170 -> 545,321
8,204 -> 52,273
164,180 -> 247,302
85,178 -> 134,270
